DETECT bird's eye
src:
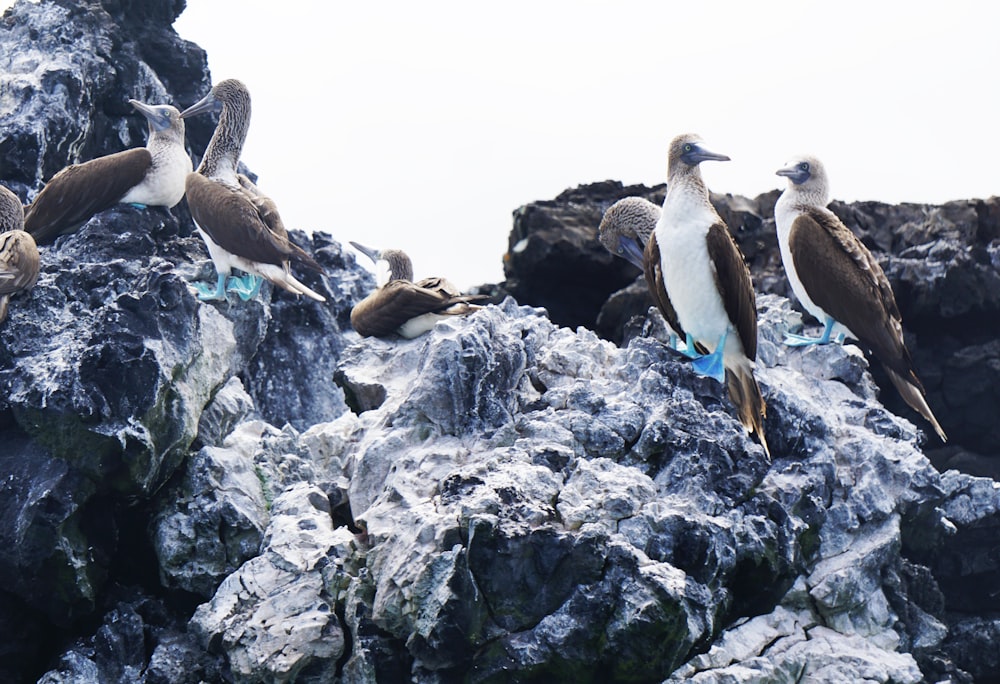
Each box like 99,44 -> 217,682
798,162 -> 809,172
683,144 -> 693,153
617,246 -> 624,254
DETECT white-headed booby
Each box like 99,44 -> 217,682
349,242 -> 487,338
775,155 -> 947,442
180,79 -> 325,302
645,133 -> 768,456
23,100 -> 190,244
0,226 -> 40,324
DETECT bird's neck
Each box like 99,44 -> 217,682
665,166 -> 715,217
196,105 -> 249,183
780,183 -> 829,211
668,166 -> 709,200
147,126 -> 184,157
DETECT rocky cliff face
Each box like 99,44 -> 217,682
1,1 -> 999,683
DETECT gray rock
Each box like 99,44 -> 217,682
196,375 -> 255,448
153,422 -> 272,597
189,483 -> 356,683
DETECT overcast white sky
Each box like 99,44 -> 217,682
7,1 -> 1000,287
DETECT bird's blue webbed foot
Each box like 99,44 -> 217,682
689,330 -> 728,383
784,316 -> 837,347
226,273 -> 263,301
128,202 -> 148,209
680,333 -> 700,359
195,273 -> 228,301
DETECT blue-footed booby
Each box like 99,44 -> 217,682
645,134 -> 768,456
180,79 -> 325,302
599,196 -> 685,350
0,226 -> 40,324
598,196 -> 660,270
23,100 -> 190,244
775,155 -> 947,442
349,242 -> 488,338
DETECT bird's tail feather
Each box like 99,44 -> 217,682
884,366 -> 947,442
271,272 -> 326,302
725,363 -> 770,459
290,245 -> 325,274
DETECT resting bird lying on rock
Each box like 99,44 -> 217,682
350,241 -> 488,338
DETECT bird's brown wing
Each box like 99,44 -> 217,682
350,280 -> 486,337
705,222 -> 757,360
642,233 -> 688,340
186,173 -> 324,273
789,209 -> 913,381
24,149 -> 152,244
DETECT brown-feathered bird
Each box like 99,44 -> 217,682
350,242 -> 487,338
23,100 -> 190,244
775,154 -> 946,442
0,229 -> 40,324
180,79 -> 325,302
644,134 -> 768,457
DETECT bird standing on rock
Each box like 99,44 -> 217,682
775,154 -> 947,442
23,100 -> 190,244
180,79 -> 325,302
349,241 -> 487,338
644,134 -> 768,456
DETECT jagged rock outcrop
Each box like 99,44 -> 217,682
2,1 -> 1000,683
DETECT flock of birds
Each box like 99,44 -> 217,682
0,80 -> 947,452
598,134 -> 947,454
0,79 -> 488,336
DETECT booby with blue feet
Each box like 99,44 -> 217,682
599,196 -> 660,270
180,79 -> 325,302
23,100 -> 190,244
775,154 -> 947,442
646,133 -> 768,456
350,242 -> 487,338
599,196 -> 686,350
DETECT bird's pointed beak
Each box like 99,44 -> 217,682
129,99 -> 171,131
776,162 -> 809,184
689,142 -> 730,164
180,91 -> 219,119
349,241 -> 380,264
619,236 -> 647,270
